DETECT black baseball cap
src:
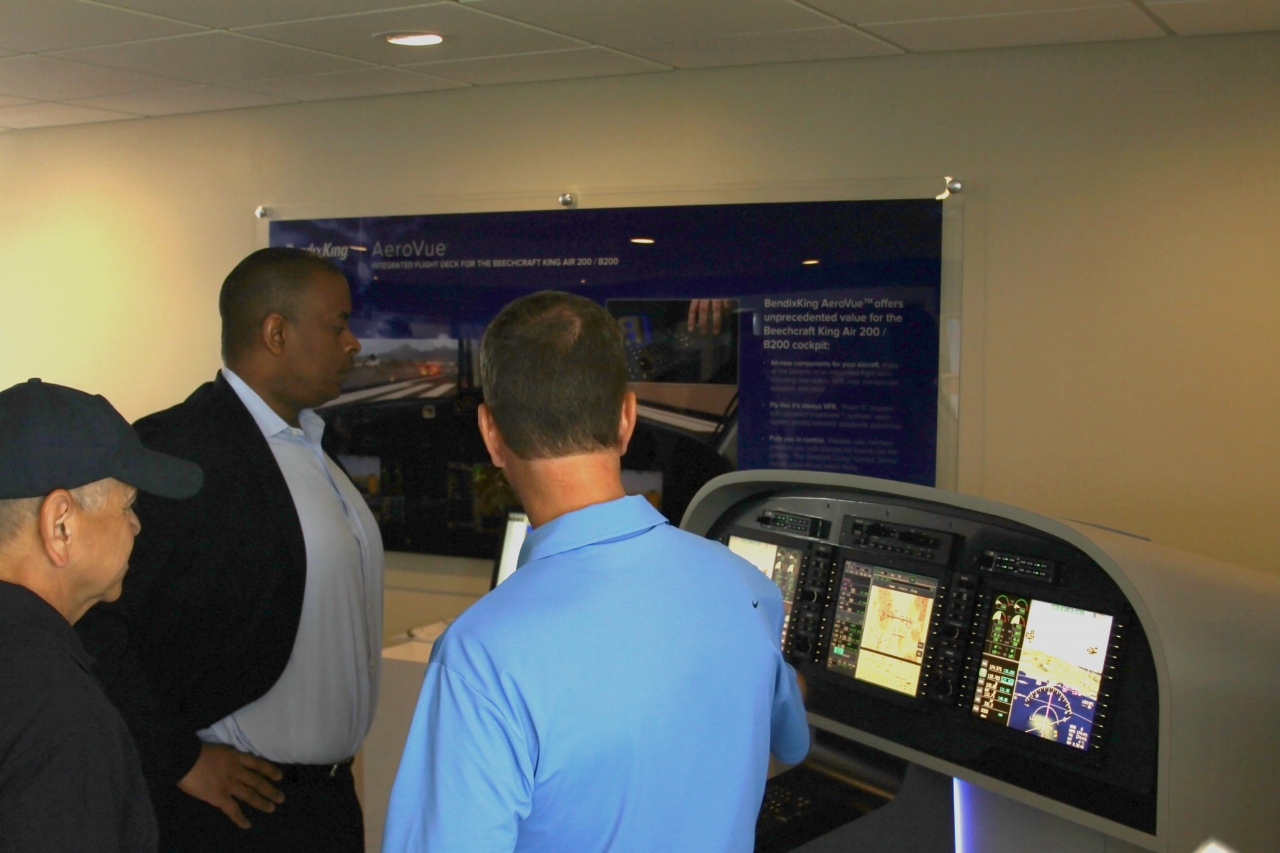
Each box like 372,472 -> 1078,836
0,379 -> 203,501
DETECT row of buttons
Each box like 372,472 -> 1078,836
931,572 -> 979,702
1088,618 -> 1124,751
862,540 -> 936,559
788,543 -> 835,661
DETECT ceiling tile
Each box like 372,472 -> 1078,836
803,0 -> 1128,25
630,26 -> 900,69
0,0 -> 204,53
0,102 -> 138,129
94,0 -> 440,29
407,46 -> 669,86
0,54 -> 187,101
65,85 -> 293,116
863,5 -> 1166,52
466,0 -> 834,49
1146,0 -> 1280,35
51,31 -> 370,84
230,67 -> 467,101
238,4 -> 582,66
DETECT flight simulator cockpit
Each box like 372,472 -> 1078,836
683,470 -> 1280,853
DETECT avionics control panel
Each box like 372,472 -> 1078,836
713,490 -> 1157,835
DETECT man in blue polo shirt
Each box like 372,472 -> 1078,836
383,291 -> 809,853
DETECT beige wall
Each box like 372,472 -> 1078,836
382,552 -> 490,643
1,32 -> 1276,575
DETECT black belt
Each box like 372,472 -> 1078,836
275,758 -> 354,784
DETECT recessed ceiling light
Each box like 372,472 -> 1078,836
802,259 -> 820,265
631,238 -> 655,244
383,32 -> 444,46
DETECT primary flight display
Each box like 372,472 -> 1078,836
972,597 -> 1113,751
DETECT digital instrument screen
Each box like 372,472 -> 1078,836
728,536 -> 802,645
972,597 -> 1113,750
826,561 -> 938,696
493,512 -> 531,587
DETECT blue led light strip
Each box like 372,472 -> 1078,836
953,777 -> 968,853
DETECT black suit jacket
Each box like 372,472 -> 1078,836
77,373 -> 308,801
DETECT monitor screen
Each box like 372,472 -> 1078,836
493,512 -> 531,587
727,536 -> 802,645
826,561 -> 938,697
971,597 -> 1113,751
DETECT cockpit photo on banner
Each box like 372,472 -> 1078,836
270,199 -> 943,558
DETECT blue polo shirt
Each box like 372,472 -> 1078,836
383,495 -> 809,853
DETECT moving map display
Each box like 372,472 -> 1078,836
826,561 -> 937,696
972,597 -> 1113,750
855,568 -> 938,695
728,536 -> 802,646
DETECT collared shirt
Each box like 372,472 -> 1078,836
197,368 -> 383,764
383,495 -> 809,853
0,580 -> 158,853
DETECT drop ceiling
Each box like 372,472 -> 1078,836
0,0 -> 1274,131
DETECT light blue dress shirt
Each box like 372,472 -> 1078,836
383,495 -> 809,853
196,368 -> 384,764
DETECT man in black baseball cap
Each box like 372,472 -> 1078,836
0,378 -> 202,853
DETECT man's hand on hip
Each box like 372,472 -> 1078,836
178,743 -> 285,829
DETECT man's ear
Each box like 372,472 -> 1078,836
38,490 -> 76,569
261,312 -> 288,356
617,391 -> 638,457
477,403 -> 508,469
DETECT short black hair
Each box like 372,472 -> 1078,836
219,247 -> 343,362
479,291 -> 629,459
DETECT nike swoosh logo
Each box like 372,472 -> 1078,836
752,600 -> 759,608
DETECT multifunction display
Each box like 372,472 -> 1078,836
728,536 -> 802,645
826,561 -> 938,697
972,597 -> 1113,750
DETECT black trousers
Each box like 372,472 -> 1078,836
160,762 -> 365,853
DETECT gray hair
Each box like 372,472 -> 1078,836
0,479 -> 114,548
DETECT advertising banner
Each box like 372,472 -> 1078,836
271,199 -> 941,491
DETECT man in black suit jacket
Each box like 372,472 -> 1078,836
78,248 -> 384,852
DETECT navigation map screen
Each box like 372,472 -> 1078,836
972,597 -> 1113,750
728,536 -> 802,646
826,561 -> 938,697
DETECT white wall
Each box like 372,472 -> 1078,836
1,32 -> 1276,574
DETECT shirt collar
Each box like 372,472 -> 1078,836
221,367 -> 325,445
0,580 -> 94,671
518,495 -> 668,567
